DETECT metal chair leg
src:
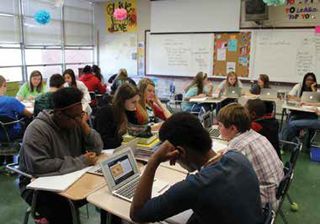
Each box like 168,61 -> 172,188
23,207 -> 31,224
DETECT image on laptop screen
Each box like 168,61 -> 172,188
108,155 -> 135,185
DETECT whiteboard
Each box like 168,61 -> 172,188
251,29 -> 320,83
146,33 -> 214,77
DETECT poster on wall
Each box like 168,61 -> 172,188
105,0 -> 137,33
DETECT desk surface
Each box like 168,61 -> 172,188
59,153 -> 109,201
282,103 -> 318,113
21,100 -> 34,114
87,165 -> 187,223
189,97 -> 226,103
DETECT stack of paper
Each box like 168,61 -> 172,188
27,167 -> 91,192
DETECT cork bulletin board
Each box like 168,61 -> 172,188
213,32 -> 251,78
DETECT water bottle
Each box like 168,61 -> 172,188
169,81 -> 176,96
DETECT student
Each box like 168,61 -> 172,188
92,64 -> 105,84
250,74 -> 270,95
110,68 -> 136,94
181,72 -> 213,112
63,69 -> 92,114
16,70 -> 46,101
79,65 -> 106,94
288,72 -> 317,100
287,72 -> 318,121
137,78 -> 171,124
130,112 -> 264,224
0,75 -> 33,165
246,99 -> 281,159
281,102 -> 320,141
215,71 -> 243,95
19,87 -> 103,224
34,74 -> 65,116
94,83 -> 140,149
217,103 -> 283,209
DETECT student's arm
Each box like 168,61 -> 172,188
22,108 -> 33,118
16,83 -> 28,101
288,83 -> 301,100
131,141 -> 184,222
154,96 -> 172,119
214,80 -> 225,94
76,113 -> 103,154
96,78 -> 106,94
77,80 -> 92,105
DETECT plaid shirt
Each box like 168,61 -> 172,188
227,129 -> 284,207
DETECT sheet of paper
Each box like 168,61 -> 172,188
27,167 -> 91,192
217,48 -> 226,61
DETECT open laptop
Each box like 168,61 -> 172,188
100,148 -> 169,202
260,88 -> 277,100
301,92 -> 320,103
225,87 -> 241,98
87,138 -> 139,176
201,111 -> 220,138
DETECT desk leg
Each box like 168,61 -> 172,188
100,209 -> 107,224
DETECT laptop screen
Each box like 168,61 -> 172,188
108,154 -> 135,185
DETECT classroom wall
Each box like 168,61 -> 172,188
94,1 -> 317,96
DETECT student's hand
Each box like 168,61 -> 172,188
27,96 -> 35,101
83,151 -> 98,165
311,83 -> 317,91
150,140 -> 179,165
151,122 -> 162,132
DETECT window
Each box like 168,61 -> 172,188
25,49 -> 62,65
0,0 -> 95,82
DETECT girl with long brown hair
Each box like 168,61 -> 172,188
215,71 -> 243,95
16,70 -> 46,101
250,74 -> 270,95
181,72 -> 212,112
136,78 -> 171,124
94,83 -> 140,149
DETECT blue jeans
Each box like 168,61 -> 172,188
282,119 -> 320,141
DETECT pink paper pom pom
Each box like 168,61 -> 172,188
113,8 -> 127,21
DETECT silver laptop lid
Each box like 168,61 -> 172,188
260,88 -> 277,98
301,92 -> 320,103
100,148 -> 140,192
225,87 -> 241,98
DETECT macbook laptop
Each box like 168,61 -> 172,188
87,138 -> 139,176
225,87 -> 241,98
100,148 -> 169,202
201,111 -> 220,138
260,88 -> 277,99
301,92 -> 320,103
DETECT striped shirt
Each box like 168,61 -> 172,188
227,129 -> 284,207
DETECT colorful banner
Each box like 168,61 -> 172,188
105,0 -> 137,33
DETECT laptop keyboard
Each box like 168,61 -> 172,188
210,128 -> 220,138
115,178 -> 140,199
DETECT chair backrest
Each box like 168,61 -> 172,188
0,115 -> 19,143
279,138 -> 302,169
255,117 -> 280,158
276,162 -> 293,200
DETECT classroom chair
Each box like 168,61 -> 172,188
275,162 -> 294,224
263,203 -> 275,224
0,115 -> 25,169
6,162 -> 39,224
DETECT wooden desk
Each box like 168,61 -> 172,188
189,97 -> 227,104
87,165 -> 188,224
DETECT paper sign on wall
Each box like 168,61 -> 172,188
228,39 -> 238,52
226,62 -> 236,73
217,49 -> 226,61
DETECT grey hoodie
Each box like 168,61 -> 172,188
19,110 -> 103,177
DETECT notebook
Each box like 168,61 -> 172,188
87,139 -> 139,176
27,167 -> 91,192
301,92 -> 320,103
225,87 -> 241,98
100,148 -> 169,202
260,88 -> 277,99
